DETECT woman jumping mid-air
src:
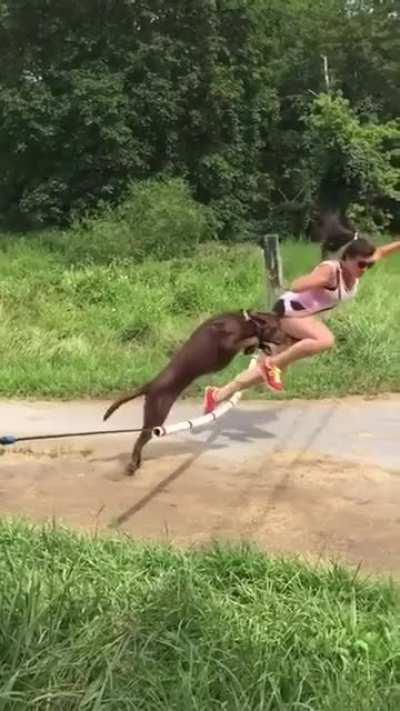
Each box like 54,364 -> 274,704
203,214 -> 400,412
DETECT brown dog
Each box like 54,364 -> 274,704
104,310 -> 286,475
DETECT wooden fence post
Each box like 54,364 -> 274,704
262,234 -> 283,308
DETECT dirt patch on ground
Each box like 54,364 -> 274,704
1,444 -> 400,575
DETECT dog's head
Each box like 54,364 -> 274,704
247,310 -> 289,350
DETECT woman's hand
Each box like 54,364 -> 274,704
291,264 -> 334,292
373,240 -> 400,261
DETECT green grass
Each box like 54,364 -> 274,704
1,231 -> 400,398
0,519 -> 400,710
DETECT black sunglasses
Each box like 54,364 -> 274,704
357,260 -> 375,270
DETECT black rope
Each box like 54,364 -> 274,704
0,427 -> 150,447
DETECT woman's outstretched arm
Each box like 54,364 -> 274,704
374,240 -> 400,261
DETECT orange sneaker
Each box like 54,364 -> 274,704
203,387 -> 218,414
259,361 -> 284,392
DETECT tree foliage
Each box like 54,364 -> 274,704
0,0 -> 399,235
303,94 -> 400,226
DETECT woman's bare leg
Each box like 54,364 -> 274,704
212,316 -> 334,404
266,316 -> 335,370
213,361 -> 263,403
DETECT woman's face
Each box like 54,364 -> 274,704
343,253 -> 375,278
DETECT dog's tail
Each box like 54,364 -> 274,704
103,383 -> 149,421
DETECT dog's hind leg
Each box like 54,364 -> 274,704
127,389 -> 176,476
128,430 -> 152,476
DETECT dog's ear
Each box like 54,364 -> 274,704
253,311 -> 286,346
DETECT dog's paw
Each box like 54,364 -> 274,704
126,461 -> 139,477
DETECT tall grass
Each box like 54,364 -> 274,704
0,520 -> 399,710
0,227 -> 399,398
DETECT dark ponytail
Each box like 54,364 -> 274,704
313,213 -> 375,259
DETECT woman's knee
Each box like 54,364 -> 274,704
317,332 -> 335,351
305,330 -> 335,354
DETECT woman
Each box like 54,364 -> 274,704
203,215 -> 400,412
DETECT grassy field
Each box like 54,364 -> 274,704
0,520 -> 399,710
0,230 -> 400,399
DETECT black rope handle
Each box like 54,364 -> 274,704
0,427 -> 150,447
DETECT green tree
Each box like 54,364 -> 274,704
0,0 -> 279,233
0,0 -> 399,234
303,93 -> 400,227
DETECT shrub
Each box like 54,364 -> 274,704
63,178 -> 218,264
